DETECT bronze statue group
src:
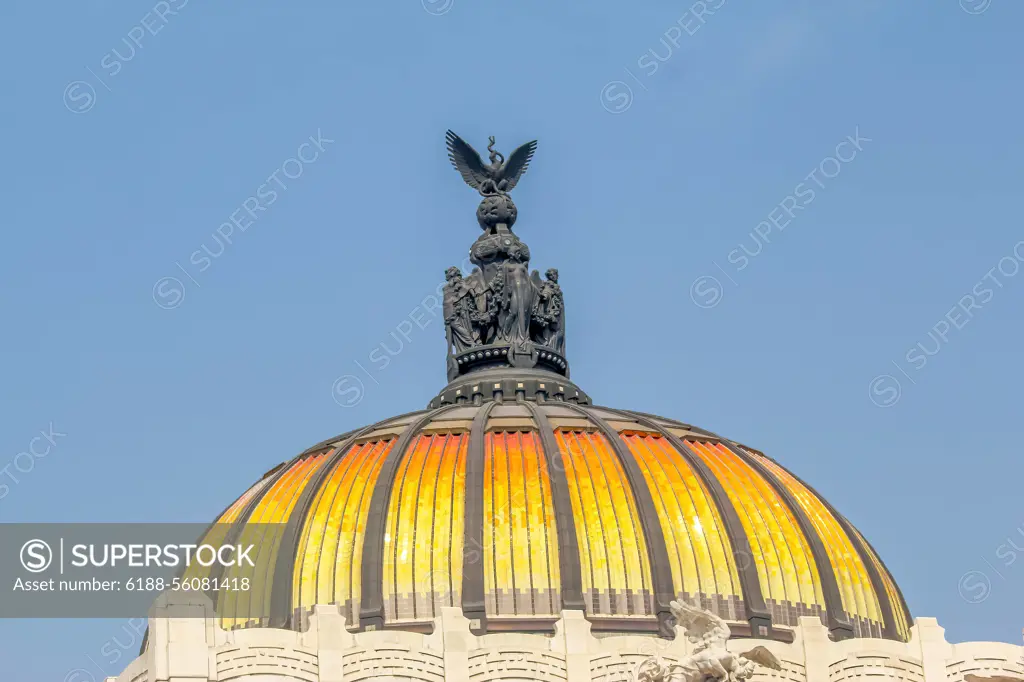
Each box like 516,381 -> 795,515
441,131 -> 566,369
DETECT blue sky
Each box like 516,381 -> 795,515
1,0 -> 1022,677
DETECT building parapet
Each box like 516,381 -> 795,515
107,598 -> 1024,682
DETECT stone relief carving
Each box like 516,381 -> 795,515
634,600 -> 783,682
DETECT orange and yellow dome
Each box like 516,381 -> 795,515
203,398 -> 910,643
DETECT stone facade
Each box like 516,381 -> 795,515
109,598 -> 1023,682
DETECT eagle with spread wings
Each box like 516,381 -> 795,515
445,130 -> 537,196
670,600 -> 782,681
633,600 -> 783,682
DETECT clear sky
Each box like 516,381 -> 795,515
1,0 -> 1022,678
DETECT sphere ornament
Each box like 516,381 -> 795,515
476,193 -> 517,230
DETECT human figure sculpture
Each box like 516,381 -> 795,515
497,239 -> 535,353
466,227 -> 536,355
442,267 -> 480,355
532,268 -> 565,353
470,268 -> 502,345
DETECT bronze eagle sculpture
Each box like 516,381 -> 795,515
445,130 -> 537,196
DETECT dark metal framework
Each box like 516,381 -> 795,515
359,405 -> 461,631
192,398 -> 910,641
724,439 -> 908,640
267,410 -> 422,629
653,413 -> 907,642
459,401 -> 498,632
559,402 -> 676,636
612,408 -> 773,637
717,441 -> 855,640
521,400 -> 586,613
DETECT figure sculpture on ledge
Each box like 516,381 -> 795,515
532,268 -> 565,354
443,267 -> 480,356
496,239 -> 535,354
471,268 -> 502,346
634,600 -> 782,682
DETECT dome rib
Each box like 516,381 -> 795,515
618,410 -> 909,642
268,415 -> 400,629
207,454 -> 298,625
850,527 -> 912,641
360,405 -> 459,631
459,400 -> 498,632
716,441 -> 855,640
750,450 -> 905,642
692,440 -> 828,623
566,404 -> 675,636
612,408 -> 772,635
522,401 -> 586,614
297,408 -> 425,458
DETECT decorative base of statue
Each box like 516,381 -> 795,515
508,341 -> 537,368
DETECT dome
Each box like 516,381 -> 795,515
193,131 -> 910,647
205,390 -> 909,644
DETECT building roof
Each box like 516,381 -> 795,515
201,400 -> 910,642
